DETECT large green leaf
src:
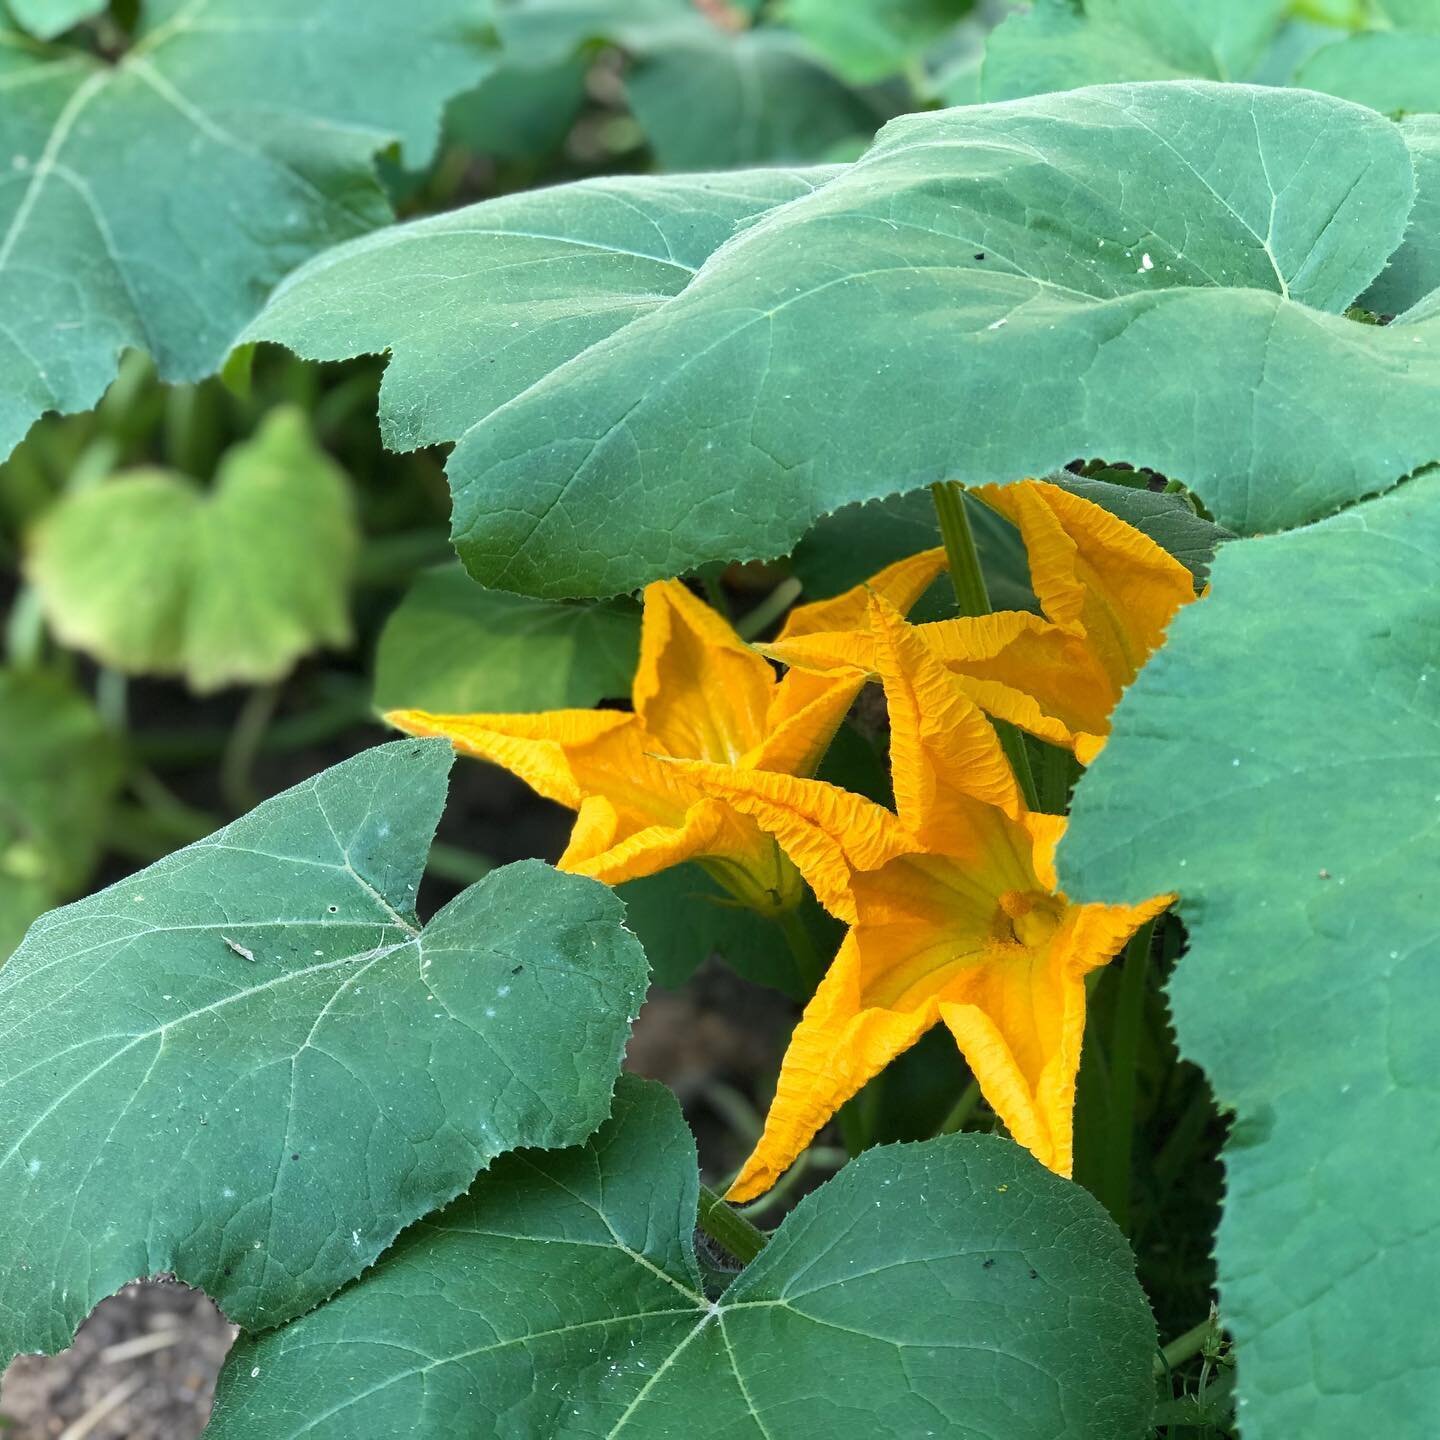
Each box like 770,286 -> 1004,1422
209,1077 -> 1157,1438
27,408 -> 358,692
1062,470 -> 1440,1436
252,82 -> 1433,599
373,564 -> 640,714
4,0 -> 103,40
0,739 -> 647,1359
781,0 -> 975,84
0,668 -> 121,958
249,168 -> 836,457
1293,30 -> 1440,114
979,0 -> 1289,100
625,29 -> 886,170
0,0 -> 485,462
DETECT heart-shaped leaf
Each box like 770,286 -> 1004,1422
209,1077 -> 1158,1439
249,82 -> 1433,600
0,739 -> 647,1360
1063,470 -> 1440,1435
27,408 -> 357,691
0,0 -> 486,460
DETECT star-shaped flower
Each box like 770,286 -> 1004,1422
763,479 -> 1198,763
679,592 -> 1170,1198
385,554 -> 944,913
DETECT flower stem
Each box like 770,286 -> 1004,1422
1100,918 -> 1157,1232
697,1183 -> 767,1264
929,481 -> 1040,809
936,1077 -> 982,1136
1153,1313 -> 1221,1378
777,908 -> 824,992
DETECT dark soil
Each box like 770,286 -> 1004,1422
0,1282 -> 234,1439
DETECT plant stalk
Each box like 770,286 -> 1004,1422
936,1077 -> 982,1136
777,908 -> 824,992
697,1183 -> 767,1264
929,481 -> 1039,809
1100,918 -> 1157,1232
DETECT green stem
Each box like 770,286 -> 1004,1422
936,1077 -> 982,1136
425,842 -> 495,888
95,668 -> 128,733
1154,1315 -> 1220,1378
1100,919 -> 1157,1232
220,684 -> 281,815
777,908 -> 823,992
737,576 -> 802,641
132,682 -> 369,767
697,563 -> 731,619
4,586 -> 46,667
697,1183 -> 767,1265
1035,740 -> 1078,816
929,481 -> 1040,809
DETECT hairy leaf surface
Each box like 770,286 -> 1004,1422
249,168 -> 838,456
1063,471 -> 1440,1436
0,0 -> 484,460
0,740 -> 647,1358
250,82 -> 1433,598
210,1078 -> 1157,1439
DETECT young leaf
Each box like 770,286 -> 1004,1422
1293,30 -> 1440,115
28,408 -> 358,692
979,0 -> 1289,101
4,0 -> 104,40
625,30 -> 887,169
0,668 -> 121,958
0,0 -> 487,461
1063,471 -> 1440,1435
373,566 -> 640,715
209,1077 -> 1158,1439
0,739 -> 647,1360
252,82 -> 1432,599
781,0 -> 975,85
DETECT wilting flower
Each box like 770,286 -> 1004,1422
679,593 -> 1170,1199
386,554 -> 943,913
762,479 -> 1197,762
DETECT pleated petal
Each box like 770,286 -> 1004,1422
866,592 -> 1024,845
726,934 -> 939,1202
671,760 -> 908,922
632,579 -> 777,765
385,706 -> 632,811
777,546 -> 947,642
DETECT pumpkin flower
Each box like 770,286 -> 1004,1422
677,592 -> 1170,1199
762,479 -> 1197,763
385,555 -> 943,914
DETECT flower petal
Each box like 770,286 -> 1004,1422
671,760 -> 907,922
777,545 -> 947,642
866,591 -> 1024,844
726,933 -> 938,1202
632,579 -> 776,765
976,479 -> 1196,687
385,706 -> 631,810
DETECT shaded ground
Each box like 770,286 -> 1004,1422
0,1282 -> 234,1439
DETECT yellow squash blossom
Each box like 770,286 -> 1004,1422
386,553 -> 943,913
763,478 -> 1197,763
678,592 -> 1170,1199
